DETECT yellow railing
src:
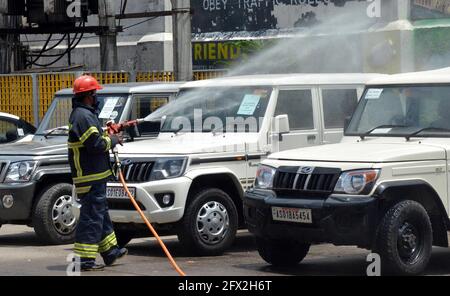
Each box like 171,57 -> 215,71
136,71 -> 175,82
38,73 -> 76,120
87,72 -> 130,85
0,75 -> 34,123
193,70 -> 227,81
0,70 -> 225,125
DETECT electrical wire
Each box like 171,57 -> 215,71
26,22 -> 85,68
123,17 -> 158,30
26,33 -> 53,67
24,13 -> 159,68
29,32 -> 83,67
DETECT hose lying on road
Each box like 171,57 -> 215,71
118,171 -> 186,276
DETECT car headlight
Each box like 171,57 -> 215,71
334,169 -> 380,195
254,165 -> 276,189
150,157 -> 187,181
5,161 -> 38,183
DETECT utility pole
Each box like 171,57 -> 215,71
0,13 -> 17,73
98,0 -> 118,71
171,0 -> 192,81
0,12 -> 9,73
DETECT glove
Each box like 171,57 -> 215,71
109,132 -> 123,147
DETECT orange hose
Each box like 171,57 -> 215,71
118,171 -> 186,276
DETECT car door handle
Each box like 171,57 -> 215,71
307,135 -> 316,141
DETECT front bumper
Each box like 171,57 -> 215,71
108,176 -> 192,225
0,182 -> 36,222
244,189 -> 379,248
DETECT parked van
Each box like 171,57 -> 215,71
0,83 -> 182,244
108,73 -> 382,255
244,70 -> 450,275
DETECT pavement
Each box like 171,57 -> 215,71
1,225 -> 450,276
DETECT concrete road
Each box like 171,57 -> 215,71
1,225 -> 450,276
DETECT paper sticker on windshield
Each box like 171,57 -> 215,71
237,95 -> 261,115
99,98 -> 119,119
365,89 -> 384,100
372,128 -> 392,134
17,128 -> 24,137
109,111 -> 119,120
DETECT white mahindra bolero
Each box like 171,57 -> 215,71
107,73 -> 381,255
244,71 -> 450,275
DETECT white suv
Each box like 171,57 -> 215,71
244,71 -> 450,275
108,73 -> 381,255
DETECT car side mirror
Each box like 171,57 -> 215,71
273,115 -> 290,141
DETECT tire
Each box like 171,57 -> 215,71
373,200 -> 432,275
256,237 -> 310,267
177,188 -> 238,256
33,183 -> 78,245
115,230 -> 134,248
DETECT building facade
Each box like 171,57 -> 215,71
14,0 -> 450,74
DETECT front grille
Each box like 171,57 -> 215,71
273,166 -> 341,195
0,162 -> 8,182
108,199 -> 146,211
121,161 -> 155,182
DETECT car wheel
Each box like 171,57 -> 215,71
178,188 -> 238,256
33,183 -> 78,245
256,237 -> 310,267
374,200 -> 432,275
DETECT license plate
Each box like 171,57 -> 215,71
107,187 -> 136,199
271,207 -> 312,224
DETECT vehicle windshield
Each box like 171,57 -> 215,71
36,94 -> 128,136
346,85 -> 450,138
145,86 -> 273,133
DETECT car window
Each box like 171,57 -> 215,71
275,90 -> 314,130
130,95 -> 170,135
148,87 -> 273,133
347,86 -> 450,137
0,119 -> 19,143
322,89 -> 358,129
36,95 -> 128,136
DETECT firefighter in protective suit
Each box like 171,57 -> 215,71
68,75 -> 127,271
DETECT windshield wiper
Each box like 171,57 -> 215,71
161,126 -> 184,135
360,125 -> 406,140
203,126 -> 224,136
44,127 -> 69,139
405,127 -> 450,141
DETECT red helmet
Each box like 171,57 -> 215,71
73,75 -> 103,95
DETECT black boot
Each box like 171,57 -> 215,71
80,262 -> 105,272
103,247 -> 128,266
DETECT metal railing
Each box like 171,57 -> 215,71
0,70 -> 226,127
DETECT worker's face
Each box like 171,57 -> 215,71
83,91 -> 98,108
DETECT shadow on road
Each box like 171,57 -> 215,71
3,226 -> 450,276
237,255 -> 369,276
0,227 -> 46,247
236,247 -> 450,276
126,233 -> 257,258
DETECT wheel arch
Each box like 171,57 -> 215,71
185,169 -> 245,224
33,171 -> 73,209
375,179 -> 450,247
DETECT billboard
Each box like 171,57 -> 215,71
191,0 -> 377,34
